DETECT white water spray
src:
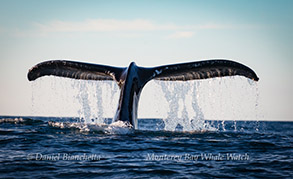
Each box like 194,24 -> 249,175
31,76 -> 260,132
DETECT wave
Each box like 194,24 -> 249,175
48,120 -> 133,134
0,116 -> 267,134
0,117 -> 43,125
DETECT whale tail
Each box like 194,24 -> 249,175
28,59 -> 259,83
28,59 -> 259,128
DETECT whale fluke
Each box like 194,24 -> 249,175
152,60 -> 259,82
27,60 -> 127,87
28,59 -> 259,129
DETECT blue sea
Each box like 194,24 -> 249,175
0,116 -> 292,178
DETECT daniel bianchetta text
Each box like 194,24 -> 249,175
146,153 -> 250,161
27,153 -> 101,161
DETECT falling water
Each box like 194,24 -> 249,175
31,77 -> 119,123
31,76 -> 260,132
139,77 -> 261,132
155,80 -> 209,131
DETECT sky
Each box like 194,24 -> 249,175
0,0 -> 292,120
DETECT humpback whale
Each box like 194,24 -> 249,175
28,59 -> 259,129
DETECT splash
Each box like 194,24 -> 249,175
47,120 -> 133,134
104,121 -> 133,134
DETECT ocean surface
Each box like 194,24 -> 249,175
0,116 -> 292,178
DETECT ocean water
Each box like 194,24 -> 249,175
1,77 -> 291,178
0,116 -> 292,178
